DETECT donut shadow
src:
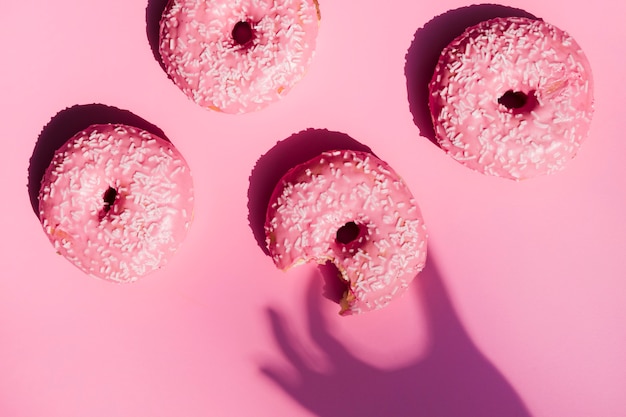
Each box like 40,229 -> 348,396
145,0 -> 169,71
28,104 -> 170,217
247,129 -> 373,255
404,3 -> 538,145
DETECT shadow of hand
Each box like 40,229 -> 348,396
262,258 -> 532,417
262,299 -> 412,415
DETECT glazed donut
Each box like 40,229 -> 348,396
265,150 -> 428,315
429,16 -> 594,180
38,124 -> 194,282
159,0 -> 321,114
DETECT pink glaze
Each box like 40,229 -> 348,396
38,124 -> 194,282
265,150 -> 428,315
429,17 -> 594,180
159,0 -> 320,114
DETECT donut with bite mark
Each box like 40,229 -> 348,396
265,150 -> 428,315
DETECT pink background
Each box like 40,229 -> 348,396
1,0 -> 625,416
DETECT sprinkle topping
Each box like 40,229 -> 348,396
429,17 -> 594,179
38,124 -> 194,282
265,150 -> 428,315
159,0 -> 320,114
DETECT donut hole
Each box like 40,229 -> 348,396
498,90 -> 538,113
498,90 -> 527,108
336,221 -> 361,245
232,21 -> 254,46
102,186 -> 118,213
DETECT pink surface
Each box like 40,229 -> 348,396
1,1 -> 625,416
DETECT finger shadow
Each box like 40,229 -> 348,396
246,129 -> 373,255
27,104 -> 169,217
404,3 -> 538,145
145,0 -> 169,71
263,254 -> 532,417
262,276 -> 388,414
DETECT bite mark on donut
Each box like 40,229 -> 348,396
319,260 -> 352,312
325,261 -> 358,316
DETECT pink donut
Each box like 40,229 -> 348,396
429,17 -> 594,180
265,150 -> 428,315
159,0 -> 321,114
38,124 -> 194,282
